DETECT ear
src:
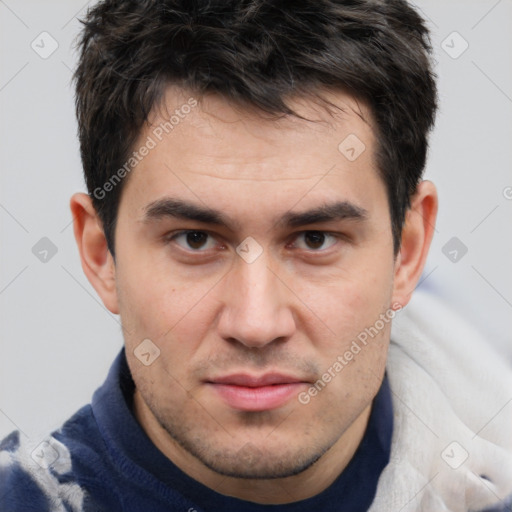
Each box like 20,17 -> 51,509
391,180 -> 438,308
70,192 -> 119,314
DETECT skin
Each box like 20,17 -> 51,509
71,87 -> 437,504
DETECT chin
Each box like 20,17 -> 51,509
195,443 -> 324,480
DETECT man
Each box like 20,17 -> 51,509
1,0 -> 511,510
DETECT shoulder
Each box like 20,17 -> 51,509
0,428 -> 85,512
482,502 -> 512,512
0,405 -> 115,512
378,288 -> 512,512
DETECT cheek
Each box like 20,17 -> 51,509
116,259 -> 220,370
305,316 -> 390,418
295,264 -> 394,346
116,273 -> 172,345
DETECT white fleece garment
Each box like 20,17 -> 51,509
368,289 -> 512,512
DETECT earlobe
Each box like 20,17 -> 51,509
391,180 -> 438,308
70,192 -> 119,314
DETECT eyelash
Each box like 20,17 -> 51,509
167,230 -> 224,252
165,230 -> 343,254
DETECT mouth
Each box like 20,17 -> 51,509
205,373 -> 309,412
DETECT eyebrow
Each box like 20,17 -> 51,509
141,197 -> 368,230
142,198 -> 229,226
280,201 -> 368,228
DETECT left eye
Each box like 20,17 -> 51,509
292,231 -> 337,251
171,231 -> 218,251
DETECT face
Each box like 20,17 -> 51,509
113,88 -> 397,480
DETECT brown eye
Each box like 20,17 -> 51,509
172,231 -> 216,251
304,231 -> 326,249
186,231 -> 208,249
293,231 -> 337,251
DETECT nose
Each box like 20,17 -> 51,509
216,253 -> 296,349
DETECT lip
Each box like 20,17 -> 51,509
206,373 -> 308,412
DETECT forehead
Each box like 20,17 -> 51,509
119,86 -> 384,219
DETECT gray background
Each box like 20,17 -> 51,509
1,0 -> 511,442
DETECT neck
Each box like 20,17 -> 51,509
133,390 -> 372,504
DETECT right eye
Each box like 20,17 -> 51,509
168,230 -> 218,251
